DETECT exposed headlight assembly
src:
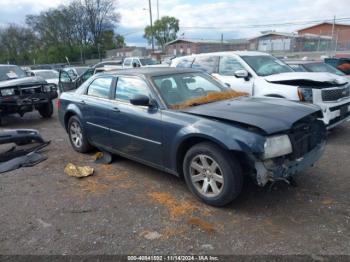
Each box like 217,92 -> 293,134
298,87 -> 313,102
43,84 -> 55,92
1,88 -> 15,96
263,134 -> 293,159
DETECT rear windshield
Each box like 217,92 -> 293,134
0,66 -> 27,81
241,55 -> 293,76
75,67 -> 90,76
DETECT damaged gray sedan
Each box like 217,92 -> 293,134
59,68 -> 327,206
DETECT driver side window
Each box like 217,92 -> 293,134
219,56 -> 245,76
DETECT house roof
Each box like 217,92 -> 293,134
297,22 -> 350,32
165,38 -> 233,46
249,31 -> 297,40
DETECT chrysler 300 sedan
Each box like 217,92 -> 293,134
58,68 -> 326,206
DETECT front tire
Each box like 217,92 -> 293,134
38,100 -> 54,118
68,116 -> 92,153
183,142 -> 243,206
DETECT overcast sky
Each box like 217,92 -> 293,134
0,0 -> 349,47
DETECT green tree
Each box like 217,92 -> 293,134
144,16 -> 179,50
115,34 -> 125,48
101,30 -> 116,50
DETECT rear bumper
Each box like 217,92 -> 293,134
254,141 -> 326,186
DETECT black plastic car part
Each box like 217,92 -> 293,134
0,129 -> 50,173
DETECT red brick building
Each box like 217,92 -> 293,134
164,39 -> 249,56
298,22 -> 350,50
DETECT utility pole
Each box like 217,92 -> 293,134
334,30 -> 339,54
220,33 -> 223,51
331,15 -> 336,56
148,0 -> 154,53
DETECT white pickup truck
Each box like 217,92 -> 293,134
171,51 -> 350,129
122,57 -> 161,68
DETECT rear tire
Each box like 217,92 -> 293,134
68,116 -> 92,153
38,100 -> 54,118
183,142 -> 243,206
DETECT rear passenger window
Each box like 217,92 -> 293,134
115,77 -> 151,102
218,56 -> 245,76
87,77 -> 112,99
192,56 -> 218,74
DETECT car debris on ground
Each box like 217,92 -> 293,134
64,163 -> 94,178
0,129 -> 50,173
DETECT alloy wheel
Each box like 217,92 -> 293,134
70,121 -> 83,148
189,154 -> 224,197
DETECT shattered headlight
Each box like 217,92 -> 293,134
298,87 -> 313,102
263,134 -> 292,159
1,88 -> 15,96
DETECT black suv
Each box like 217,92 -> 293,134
0,65 -> 58,125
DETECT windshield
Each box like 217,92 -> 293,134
0,65 -> 27,81
241,55 -> 293,76
152,72 -> 247,109
140,58 -> 158,66
35,70 -> 59,79
75,67 -> 90,76
304,62 -> 345,76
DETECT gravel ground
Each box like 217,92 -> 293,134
0,104 -> 349,255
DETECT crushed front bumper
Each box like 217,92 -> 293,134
0,92 -> 57,114
254,141 -> 326,186
316,99 -> 350,129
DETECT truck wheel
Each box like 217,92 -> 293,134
38,101 -> 54,118
183,142 -> 243,206
68,116 -> 92,153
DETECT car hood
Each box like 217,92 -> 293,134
180,96 -> 320,134
264,72 -> 348,87
0,76 -> 47,88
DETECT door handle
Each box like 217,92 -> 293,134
78,100 -> 86,105
112,107 -> 120,112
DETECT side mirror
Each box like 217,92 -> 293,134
234,69 -> 249,79
130,94 -> 151,106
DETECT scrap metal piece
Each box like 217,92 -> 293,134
64,163 -> 94,178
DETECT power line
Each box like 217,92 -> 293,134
180,16 -> 350,30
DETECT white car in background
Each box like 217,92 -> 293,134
171,51 -> 350,129
30,69 -> 59,87
122,57 -> 167,68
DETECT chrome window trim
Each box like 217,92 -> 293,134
110,128 -> 162,145
86,121 -> 162,145
86,121 -> 109,130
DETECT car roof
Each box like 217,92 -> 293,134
0,64 -> 19,67
31,69 -> 57,72
174,51 -> 270,59
100,67 -> 202,77
285,60 -> 323,65
64,66 -> 90,69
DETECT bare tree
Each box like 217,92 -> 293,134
83,0 -> 120,47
